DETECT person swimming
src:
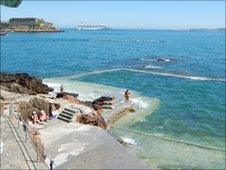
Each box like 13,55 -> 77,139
124,89 -> 131,101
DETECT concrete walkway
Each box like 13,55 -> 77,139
39,119 -> 151,169
1,115 -> 47,169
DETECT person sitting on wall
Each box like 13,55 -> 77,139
31,111 -> 42,124
39,110 -> 48,122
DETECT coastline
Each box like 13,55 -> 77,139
43,75 -> 226,169
0,73 -> 153,169
1,72 -> 225,169
1,28 -> 63,33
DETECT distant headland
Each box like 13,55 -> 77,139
188,28 -> 225,32
0,17 -> 63,33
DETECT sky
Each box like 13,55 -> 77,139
1,1 -> 225,29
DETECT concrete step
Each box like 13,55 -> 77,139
61,110 -> 74,117
57,116 -> 71,123
59,112 -> 73,119
64,108 -> 77,114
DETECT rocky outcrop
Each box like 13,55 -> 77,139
0,72 -> 53,95
18,97 -> 60,120
56,92 -> 79,100
76,113 -> 107,129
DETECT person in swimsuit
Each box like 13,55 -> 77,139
60,84 -> 64,92
124,89 -> 131,101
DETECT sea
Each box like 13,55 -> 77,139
1,29 -> 225,169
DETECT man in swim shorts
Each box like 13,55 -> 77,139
124,89 -> 131,101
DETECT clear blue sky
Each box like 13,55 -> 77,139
1,1 -> 225,29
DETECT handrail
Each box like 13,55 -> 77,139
5,115 -> 37,170
8,104 -> 50,169
16,117 -> 50,169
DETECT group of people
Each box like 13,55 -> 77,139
29,110 -> 48,125
28,106 -> 59,125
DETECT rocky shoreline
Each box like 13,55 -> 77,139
0,72 -> 54,95
2,27 -> 63,33
0,72 -> 151,169
0,72 -> 109,129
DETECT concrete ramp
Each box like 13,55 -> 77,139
39,121 -> 151,169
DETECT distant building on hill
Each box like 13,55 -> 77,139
9,18 -> 53,28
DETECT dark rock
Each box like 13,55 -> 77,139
9,83 -> 36,95
117,139 -> 129,147
97,96 -> 114,102
91,96 -> 114,111
76,113 -> 107,129
157,58 -> 170,63
0,72 -> 53,94
56,92 -> 78,99
68,92 -> 79,98
56,92 -> 64,98
0,94 -> 6,100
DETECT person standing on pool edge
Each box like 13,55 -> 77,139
124,89 -> 131,101
60,84 -> 64,92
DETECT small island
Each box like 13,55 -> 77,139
0,17 -> 63,33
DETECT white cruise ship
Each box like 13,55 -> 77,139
76,23 -> 110,30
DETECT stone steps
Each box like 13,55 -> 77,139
57,107 -> 78,123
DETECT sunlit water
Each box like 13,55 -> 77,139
1,29 -> 225,168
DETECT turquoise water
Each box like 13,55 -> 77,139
1,29 -> 225,168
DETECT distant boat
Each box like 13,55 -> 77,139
76,23 -> 110,30
0,32 -> 7,36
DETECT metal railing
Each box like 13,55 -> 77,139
7,103 -> 52,169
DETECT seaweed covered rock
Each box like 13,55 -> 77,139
0,72 -> 53,94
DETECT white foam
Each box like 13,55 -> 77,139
130,98 -> 148,108
139,118 -> 146,122
141,58 -> 155,62
76,126 -> 91,132
69,147 -> 85,156
145,65 -> 162,69
58,143 -> 76,152
53,153 -> 69,167
165,59 -> 170,62
50,68 -> 225,82
124,69 -> 225,82
121,137 -> 137,146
